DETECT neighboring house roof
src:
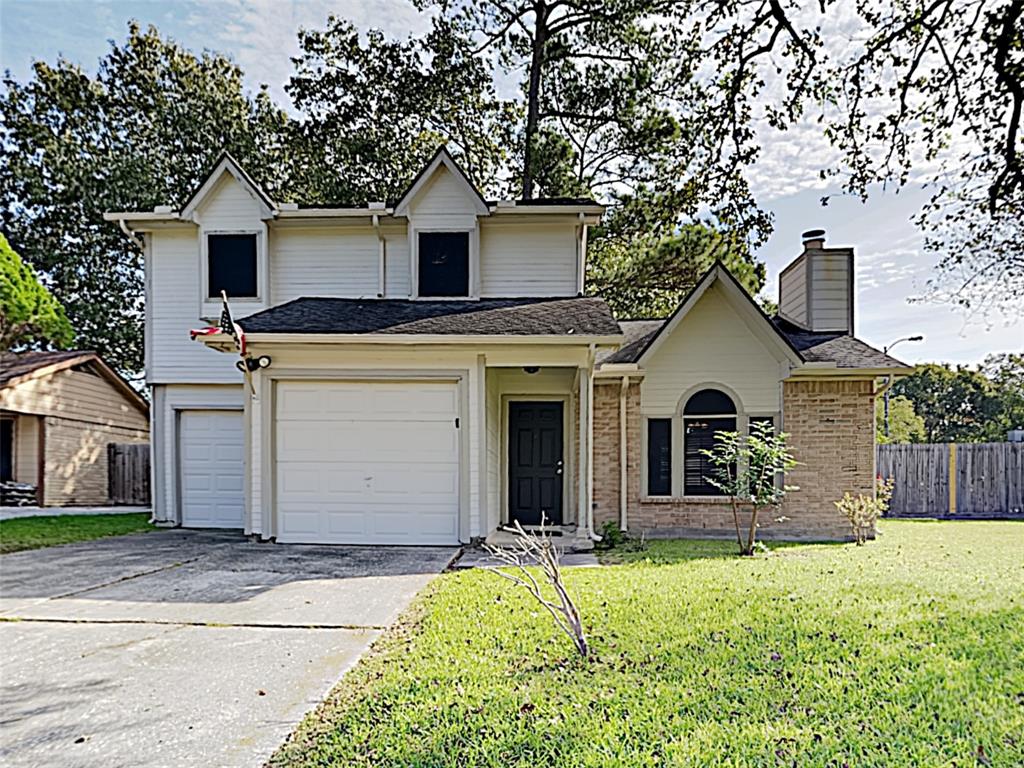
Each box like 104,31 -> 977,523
237,297 -> 622,338
392,146 -> 490,217
0,350 -> 149,414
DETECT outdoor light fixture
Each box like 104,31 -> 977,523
882,335 -> 924,438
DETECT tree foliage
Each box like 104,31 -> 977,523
702,421 -> 798,556
875,394 -> 927,445
0,233 -> 74,351
0,23 -> 292,375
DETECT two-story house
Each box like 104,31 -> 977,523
106,147 -> 911,546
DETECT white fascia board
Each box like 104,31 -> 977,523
786,366 -> 916,379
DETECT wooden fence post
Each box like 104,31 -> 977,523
948,443 -> 957,516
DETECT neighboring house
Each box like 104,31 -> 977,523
105,148 -> 910,545
0,351 -> 150,506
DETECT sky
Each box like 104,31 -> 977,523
1,0 -> 1020,366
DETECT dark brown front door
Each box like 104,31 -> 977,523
508,401 -> 564,526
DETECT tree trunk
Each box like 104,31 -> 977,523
730,497 -> 744,553
744,504 -> 760,556
522,1 -> 549,199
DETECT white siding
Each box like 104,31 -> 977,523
479,221 -> 578,296
809,250 -> 852,332
641,283 -> 783,415
148,229 -> 242,384
778,254 -> 807,327
407,167 -> 479,227
270,227 -> 379,303
195,172 -> 263,229
384,232 -> 411,297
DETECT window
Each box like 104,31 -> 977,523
647,418 -> 672,496
683,388 -> 737,496
0,419 -> 12,482
418,232 -> 469,297
208,234 -> 258,298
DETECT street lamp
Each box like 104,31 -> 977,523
882,335 -> 924,438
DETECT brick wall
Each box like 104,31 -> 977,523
592,377 -> 876,541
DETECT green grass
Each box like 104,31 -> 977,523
0,512 -> 153,553
271,521 -> 1024,767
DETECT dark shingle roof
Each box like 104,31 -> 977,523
597,320 -> 663,364
0,350 -> 90,387
593,315 -> 909,370
238,297 -> 622,337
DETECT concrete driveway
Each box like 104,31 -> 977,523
0,530 -> 458,768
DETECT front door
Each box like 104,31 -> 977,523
508,401 -> 564,526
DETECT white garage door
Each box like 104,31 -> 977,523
275,380 -> 460,545
179,410 -> 245,528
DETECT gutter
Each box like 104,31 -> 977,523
372,214 -> 386,298
201,332 -> 625,347
619,375 -> 630,532
586,343 -> 599,541
118,218 -> 146,250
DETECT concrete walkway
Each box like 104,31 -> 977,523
0,505 -> 150,521
0,530 -> 458,768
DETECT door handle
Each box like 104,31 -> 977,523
556,460 -> 563,467
556,468 -> 563,475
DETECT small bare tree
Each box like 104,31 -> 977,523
483,519 -> 588,659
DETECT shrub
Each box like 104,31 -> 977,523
835,476 -> 894,544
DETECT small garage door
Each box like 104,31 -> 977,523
275,380 -> 460,545
180,410 -> 245,528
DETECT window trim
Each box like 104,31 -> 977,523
410,225 -> 479,300
199,227 -> 267,318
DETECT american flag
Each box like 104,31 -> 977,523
190,293 -> 245,355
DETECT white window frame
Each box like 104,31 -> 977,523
199,226 -> 268,318
410,225 -> 480,300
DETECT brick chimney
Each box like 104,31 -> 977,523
777,230 -> 854,333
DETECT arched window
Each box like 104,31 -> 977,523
683,388 -> 737,496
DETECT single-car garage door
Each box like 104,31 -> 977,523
179,410 -> 245,528
275,380 -> 460,545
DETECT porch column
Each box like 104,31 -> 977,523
577,359 -> 594,537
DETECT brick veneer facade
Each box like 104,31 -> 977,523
592,378 -> 876,541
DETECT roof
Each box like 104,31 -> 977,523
0,351 -> 88,387
629,262 -> 805,367
237,297 -> 622,338
0,350 -> 149,413
597,320 -> 662,364
595,314 -> 909,370
771,318 -> 909,369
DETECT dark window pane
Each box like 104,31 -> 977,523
683,388 -> 736,415
418,232 -> 469,297
0,420 -> 12,482
208,234 -> 257,298
647,418 -> 672,496
684,417 -> 736,495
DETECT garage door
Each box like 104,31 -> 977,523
275,380 -> 460,545
179,410 -> 245,528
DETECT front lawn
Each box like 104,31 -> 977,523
0,512 -> 153,553
271,520 -> 1024,767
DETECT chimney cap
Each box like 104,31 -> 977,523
801,228 -> 826,241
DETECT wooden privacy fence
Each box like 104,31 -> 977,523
877,442 -> 1024,519
108,443 -> 151,505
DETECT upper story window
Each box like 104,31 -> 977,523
208,234 -> 258,299
683,388 -> 737,496
418,232 -> 469,297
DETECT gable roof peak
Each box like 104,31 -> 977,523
179,150 -> 276,219
393,144 -> 489,216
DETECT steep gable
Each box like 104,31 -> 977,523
180,153 -> 275,222
393,147 -> 488,218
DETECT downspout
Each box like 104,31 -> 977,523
373,214 -> 386,298
576,213 -> 588,295
119,218 -> 145,251
619,375 -> 630,532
